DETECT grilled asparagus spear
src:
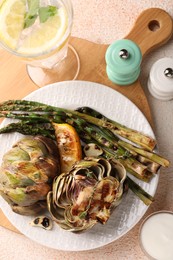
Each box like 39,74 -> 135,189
0,100 -> 156,151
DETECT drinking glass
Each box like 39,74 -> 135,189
0,0 -> 80,87
139,211 -> 173,260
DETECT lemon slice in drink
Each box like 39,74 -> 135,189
0,0 -> 68,55
0,0 -> 26,49
19,7 -> 68,55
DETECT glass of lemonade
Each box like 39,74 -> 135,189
0,0 -> 80,87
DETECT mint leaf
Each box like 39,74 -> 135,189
24,14 -> 37,28
39,6 -> 57,23
24,0 -> 39,29
27,0 -> 39,15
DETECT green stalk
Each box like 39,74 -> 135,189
0,109 -> 159,181
89,125 -> 160,173
66,116 -> 130,159
0,100 -> 156,151
126,176 -> 154,206
76,106 -> 157,151
67,117 -> 152,182
0,106 -> 167,172
0,121 -> 56,140
0,116 -> 154,204
136,155 -> 160,174
77,106 -> 169,168
0,111 -> 51,122
118,140 -> 169,167
102,146 -> 152,182
0,110 -> 68,124
69,111 -> 156,151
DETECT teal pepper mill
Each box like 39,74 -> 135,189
105,39 -> 142,86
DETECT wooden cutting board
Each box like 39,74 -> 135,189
0,8 -> 172,234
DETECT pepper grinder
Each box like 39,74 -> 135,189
105,39 -> 142,86
148,57 -> 173,101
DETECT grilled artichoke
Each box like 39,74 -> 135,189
47,157 -> 126,232
0,136 -> 60,215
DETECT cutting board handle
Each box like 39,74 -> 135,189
125,8 -> 173,57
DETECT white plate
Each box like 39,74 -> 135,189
0,80 -> 158,251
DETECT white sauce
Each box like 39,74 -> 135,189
140,212 -> 173,260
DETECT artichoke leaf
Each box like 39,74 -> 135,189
2,147 -> 30,164
47,191 -> 71,230
64,205 -> 97,229
47,157 -> 127,232
0,191 -> 16,206
12,161 -> 49,183
2,187 -> 29,206
54,176 -> 71,208
3,171 -> 34,187
35,157 -> 60,179
2,183 -> 50,207
16,137 -> 48,160
0,136 -> 60,215
12,201 -> 47,216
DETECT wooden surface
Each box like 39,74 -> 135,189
0,8 -> 172,234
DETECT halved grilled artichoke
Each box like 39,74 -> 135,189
0,136 -> 60,215
47,157 -> 126,232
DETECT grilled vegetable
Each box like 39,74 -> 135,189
52,123 -> 82,173
83,143 -> 103,157
0,100 -> 168,207
30,216 -> 53,230
0,136 -> 60,215
47,157 -> 126,232
0,99 -> 156,151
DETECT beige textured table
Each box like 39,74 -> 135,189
0,1 -> 173,259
